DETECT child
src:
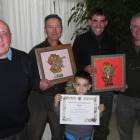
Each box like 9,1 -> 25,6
54,70 -> 105,140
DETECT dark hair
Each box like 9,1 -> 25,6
44,14 -> 62,27
74,70 -> 91,84
89,7 -> 107,20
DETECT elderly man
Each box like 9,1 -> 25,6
72,7 -> 116,140
0,20 -> 34,140
28,14 -> 66,140
117,13 -> 140,140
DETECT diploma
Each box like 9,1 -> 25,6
60,94 -> 100,125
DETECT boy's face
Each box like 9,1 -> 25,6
73,77 -> 92,95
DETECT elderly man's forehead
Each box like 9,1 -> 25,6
0,20 -> 11,33
132,17 -> 140,24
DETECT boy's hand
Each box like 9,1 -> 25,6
98,104 -> 105,113
54,94 -> 62,107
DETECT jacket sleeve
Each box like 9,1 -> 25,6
28,48 -> 41,90
72,36 -> 86,71
53,103 -> 60,118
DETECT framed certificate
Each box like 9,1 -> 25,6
35,44 -> 77,84
60,95 -> 100,125
91,54 -> 126,93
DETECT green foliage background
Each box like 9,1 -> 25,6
68,0 -> 140,46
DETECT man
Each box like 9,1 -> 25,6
0,20 -> 34,140
117,13 -> 140,140
28,14 -> 65,140
72,8 -> 116,140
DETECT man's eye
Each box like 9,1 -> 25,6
133,25 -> 138,29
1,33 -> 7,36
48,26 -> 52,28
83,85 -> 88,87
56,26 -> 60,28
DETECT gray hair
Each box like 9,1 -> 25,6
130,13 -> 140,26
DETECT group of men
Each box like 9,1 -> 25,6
0,7 -> 140,140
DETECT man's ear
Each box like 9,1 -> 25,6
105,20 -> 108,26
88,84 -> 92,90
88,19 -> 92,26
44,27 -> 47,34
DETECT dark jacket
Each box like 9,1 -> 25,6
72,30 -> 116,71
117,33 -> 140,98
28,38 -> 66,94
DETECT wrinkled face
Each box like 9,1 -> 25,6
44,18 -> 63,43
130,18 -> 140,42
88,14 -> 108,36
73,77 -> 92,95
0,21 -> 11,59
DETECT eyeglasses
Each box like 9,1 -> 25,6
128,59 -> 140,69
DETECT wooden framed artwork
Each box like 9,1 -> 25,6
35,44 -> 77,84
91,54 -> 126,93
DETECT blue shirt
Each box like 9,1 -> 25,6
2,48 -> 12,60
65,132 -> 91,140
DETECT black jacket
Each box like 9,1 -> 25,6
117,33 -> 140,98
72,30 -> 116,71
29,38 -> 66,94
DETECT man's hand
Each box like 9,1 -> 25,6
39,79 -> 54,91
117,84 -> 128,92
54,94 -> 62,107
84,65 -> 97,76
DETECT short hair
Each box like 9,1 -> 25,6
130,13 -> 140,26
89,7 -> 107,20
44,14 -> 62,27
74,70 -> 91,84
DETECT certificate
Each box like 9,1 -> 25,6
60,95 -> 100,125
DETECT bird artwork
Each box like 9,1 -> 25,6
47,54 -> 65,73
100,62 -> 117,82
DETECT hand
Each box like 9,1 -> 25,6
116,84 -> 128,92
54,94 -> 62,107
84,65 -> 97,76
39,79 -> 54,91
98,104 -> 105,113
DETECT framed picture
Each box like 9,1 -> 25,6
35,44 -> 77,84
91,54 -> 126,93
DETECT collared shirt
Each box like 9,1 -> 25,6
2,48 -> 12,60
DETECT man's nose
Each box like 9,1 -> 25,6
53,27 -> 56,32
97,22 -> 101,27
0,34 -> 3,42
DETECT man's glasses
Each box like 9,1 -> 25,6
128,59 -> 140,69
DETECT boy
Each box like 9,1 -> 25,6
54,70 -> 105,140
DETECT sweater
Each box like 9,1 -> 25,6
0,48 -> 34,138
